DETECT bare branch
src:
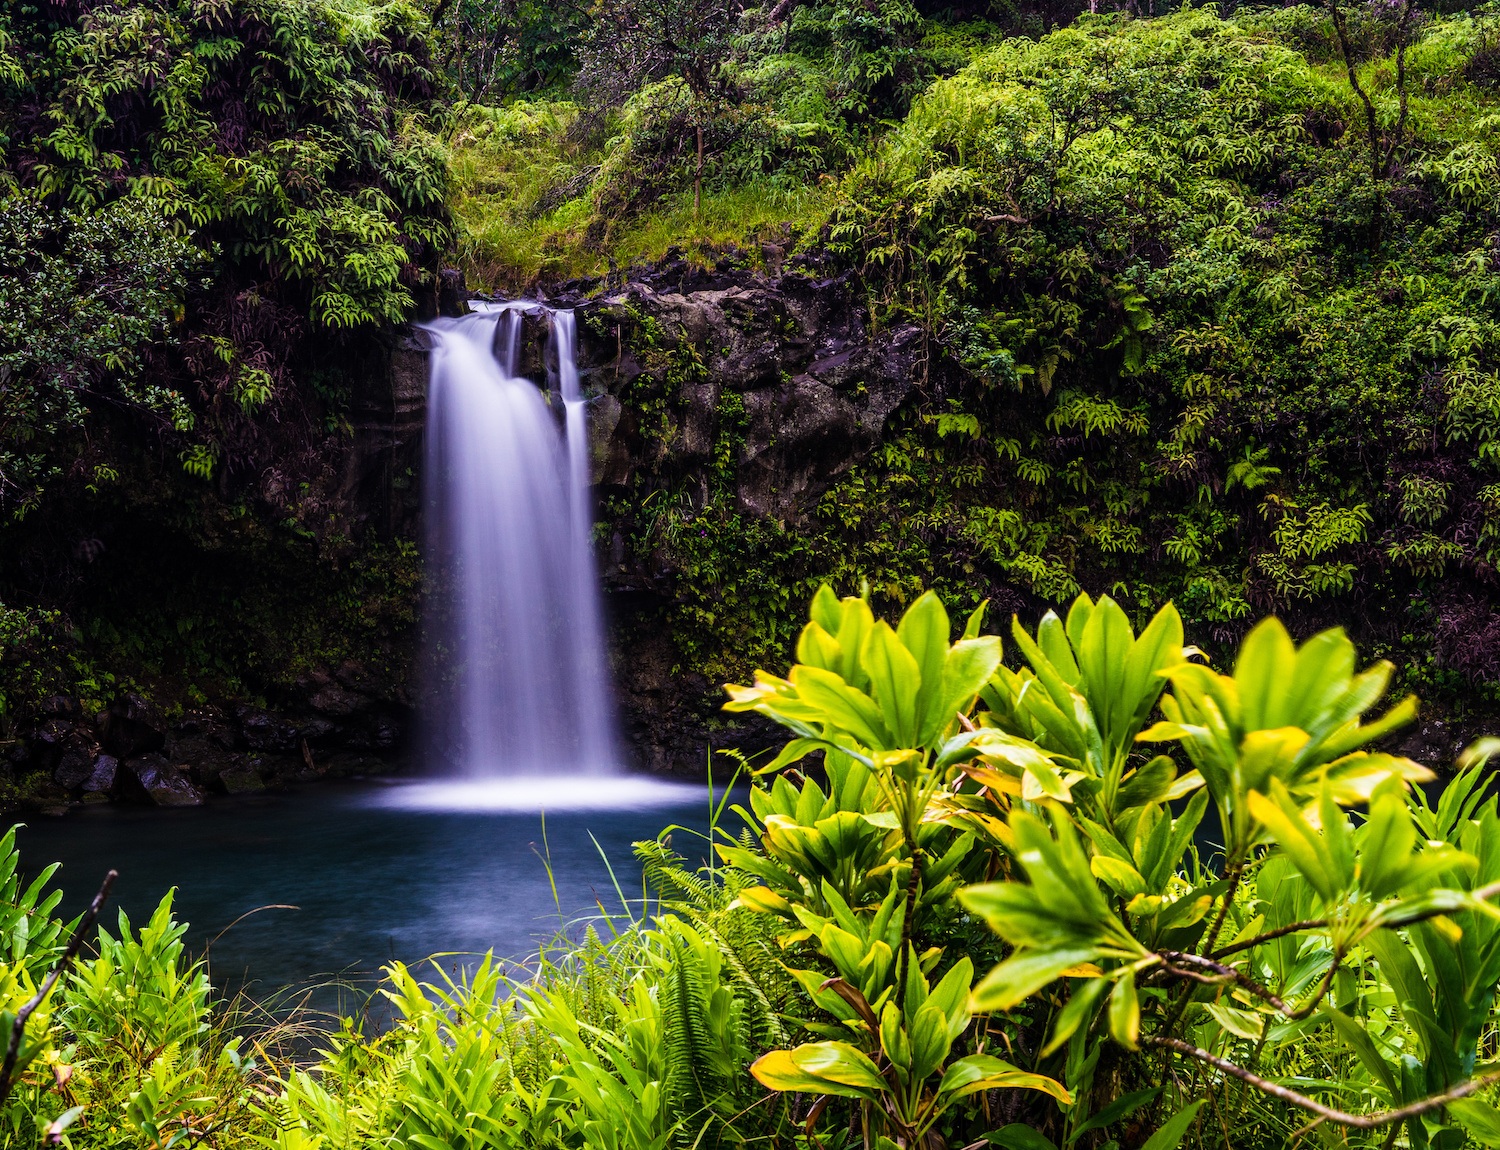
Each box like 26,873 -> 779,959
1212,918 -> 1329,958
1322,0 -> 1384,179
1145,1035 -> 1500,1129
1158,950 -> 1292,1015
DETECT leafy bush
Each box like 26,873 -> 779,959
0,0 -> 444,509
0,193 -> 204,520
606,6 -> 1500,720
727,585 -> 1500,1147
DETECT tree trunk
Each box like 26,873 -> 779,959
695,124 -> 704,220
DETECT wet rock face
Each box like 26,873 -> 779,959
537,260 -> 926,775
563,266 -> 921,523
101,694 -> 168,758
9,687 -> 411,815
2,261 -> 914,804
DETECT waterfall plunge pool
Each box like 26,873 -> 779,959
11,301 -> 732,1014
16,777 -> 732,1010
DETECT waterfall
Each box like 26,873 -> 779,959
421,301 -> 619,779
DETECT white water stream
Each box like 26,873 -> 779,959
419,302 -> 628,788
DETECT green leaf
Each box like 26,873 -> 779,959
963,599 -> 990,640
897,591 -> 951,739
937,1055 -> 1072,1105
862,621 -> 922,747
1116,755 -> 1178,810
1140,1099 -> 1206,1150
791,665 -> 892,749
1073,1085 -> 1162,1137
1319,1004 -> 1398,1096
1091,856 -> 1146,900
1449,1098 -> 1500,1146
969,948 -> 1102,1012
1037,609 -> 1082,684
1247,784 -> 1340,903
1041,977 -> 1108,1056
1077,595 -> 1135,745
1203,1001 -> 1266,1041
750,1042 -> 886,1100
810,584 -> 842,634
1107,969 -> 1139,1050
1234,617 -> 1298,731
929,635 -> 1003,745
985,1124 -> 1059,1150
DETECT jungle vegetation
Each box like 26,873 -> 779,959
4,4 -> 1500,1144
7,590 -> 1500,1148
1,0 -> 1500,744
452,0 -> 1500,727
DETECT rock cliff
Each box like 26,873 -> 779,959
3,254 -> 928,810
550,256 -> 925,772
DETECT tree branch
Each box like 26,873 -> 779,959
0,869 -> 118,1105
1145,1035 -> 1500,1129
1158,950 -> 1292,1016
1212,919 -> 1329,958
1381,0 -> 1418,176
1322,0 -> 1384,179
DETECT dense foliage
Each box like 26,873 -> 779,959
821,8 -> 1500,698
465,4 -> 1500,726
0,0 -> 447,738
0,0 -> 448,509
10,590 -> 1500,1148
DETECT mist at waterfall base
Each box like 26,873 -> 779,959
396,301 -> 699,813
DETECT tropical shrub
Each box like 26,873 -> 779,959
586,6 -> 1500,733
0,0 -> 450,505
727,585 -> 1500,1147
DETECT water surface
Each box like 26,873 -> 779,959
17,778 -> 722,1007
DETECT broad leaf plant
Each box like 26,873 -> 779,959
726,586 -> 1500,1149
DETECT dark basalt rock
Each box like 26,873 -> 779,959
566,271 -> 921,523
218,765 -> 265,795
121,754 -> 206,807
53,744 -> 95,790
239,709 -> 301,754
101,694 -> 167,758
546,263 -> 925,775
84,755 -> 118,794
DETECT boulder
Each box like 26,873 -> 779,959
218,766 -> 265,795
121,754 -> 205,807
85,755 -> 118,793
238,709 -> 299,753
308,685 -> 369,717
53,746 -> 95,791
101,694 -> 167,758
323,752 -> 389,778
169,738 -> 243,788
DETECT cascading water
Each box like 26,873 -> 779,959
420,301 -> 619,780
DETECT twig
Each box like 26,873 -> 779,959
0,869 -> 118,1104
1212,919 -> 1329,958
205,905 -> 301,955
1323,0 -> 1385,180
1158,950 -> 1292,1015
1204,862 -> 1244,957
1145,1036 -> 1500,1129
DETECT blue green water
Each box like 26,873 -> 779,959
16,777 -> 725,1006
